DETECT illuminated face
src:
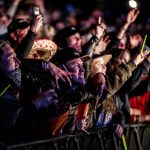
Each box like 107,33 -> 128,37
66,33 -> 82,53
65,58 -> 85,85
0,44 -> 20,72
90,57 -> 106,76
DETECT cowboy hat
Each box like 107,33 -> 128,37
90,54 -> 112,77
28,39 -> 57,61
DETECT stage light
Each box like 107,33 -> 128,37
129,0 -> 137,8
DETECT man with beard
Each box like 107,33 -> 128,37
0,41 -> 69,145
7,17 -> 72,87
28,47 -> 91,136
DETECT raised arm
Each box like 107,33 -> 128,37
106,50 -> 150,98
117,8 -> 140,40
15,15 -> 43,59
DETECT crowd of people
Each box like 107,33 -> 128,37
0,0 -> 149,146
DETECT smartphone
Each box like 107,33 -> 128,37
32,7 -> 40,16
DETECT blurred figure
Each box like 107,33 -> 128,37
53,17 -> 106,55
0,41 -> 58,144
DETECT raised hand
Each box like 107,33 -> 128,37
117,9 -> 140,40
30,15 -> 43,34
133,50 -> 150,65
126,8 -> 140,24
94,34 -> 111,54
95,17 -> 106,39
48,62 -> 72,88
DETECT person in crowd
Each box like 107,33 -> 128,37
107,48 -> 131,72
18,16 -> 104,136
20,47 -> 92,137
52,17 -> 107,85
106,8 -> 140,52
116,8 -> 140,49
18,17 -> 107,136
17,18 -> 106,138
130,57 -> 150,123
49,17 -> 106,133
52,17 -> 106,56
90,47 -> 149,127
0,40 -> 61,144
7,15 -> 43,59
51,13 -> 150,135
4,11 -> 72,88
75,47 -> 149,134
0,0 -> 150,148
106,46 -> 150,124
0,39 -> 74,143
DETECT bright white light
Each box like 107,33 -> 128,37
129,0 -> 137,8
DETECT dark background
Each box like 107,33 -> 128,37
44,0 -> 150,23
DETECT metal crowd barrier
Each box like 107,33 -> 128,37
0,124 -> 150,150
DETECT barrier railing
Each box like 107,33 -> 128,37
1,124 -> 150,150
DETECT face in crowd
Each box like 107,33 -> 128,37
118,50 -> 131,64
90,57 -> 107,76
10,26 -> 30,45
66,32 -> 82,53
0,42 -> 20,72
64,58 -> 85,85
110,49 -> 131,71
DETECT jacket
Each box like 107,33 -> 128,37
87,60 -> 138,128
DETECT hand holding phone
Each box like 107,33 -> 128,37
32,7 -> 40,16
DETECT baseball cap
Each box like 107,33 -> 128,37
53,26 -> 79,48
51,47 -> 90,65
8,19 -> 30,33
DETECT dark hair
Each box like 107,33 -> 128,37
107,48 -> 130,72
